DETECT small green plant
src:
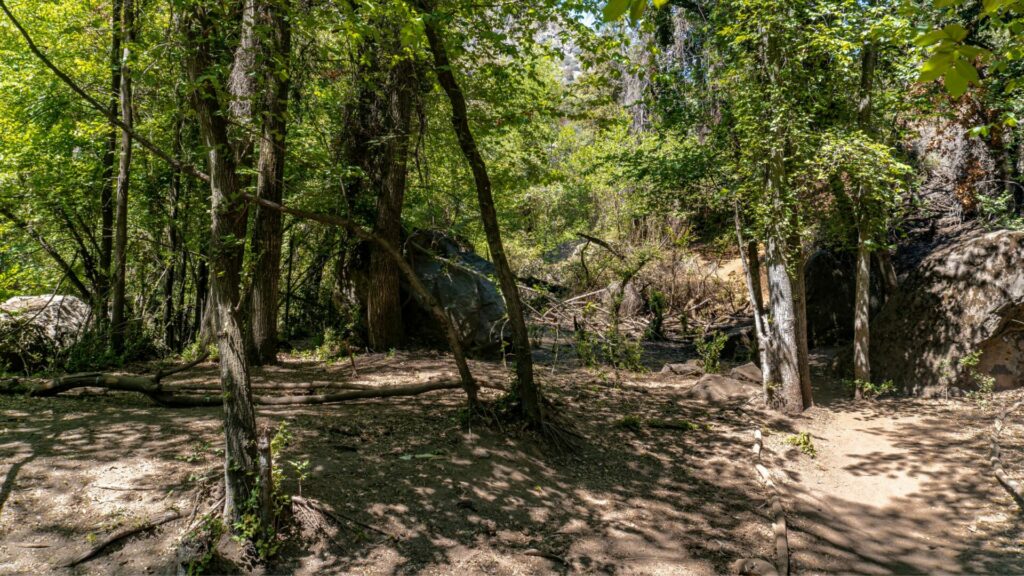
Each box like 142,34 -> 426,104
845,378 -> 898,399
614,414 -> 643,431
784,431 -> 817,458
646,289 -> 667,340
694,329 -> 728,374
184,514 -> 224,575
959,350 -> 996,402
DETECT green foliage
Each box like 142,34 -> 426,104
978,189 -> 1024,230
694,329 -> 728,374
845,378 -> 898,399
959,350 -> 997,402
784,431 -> 817,458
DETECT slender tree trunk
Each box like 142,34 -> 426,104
367,59 -> 414,351
852,26 -> 878,395
110,0 -> 134,354
734,203 -> 777,386
423,16 -> 541,425
98,0 -> 122,329
853,228 -> 870,397
182,6 -> 258,523
164,116 -> 183,350
248,0 -> 292,365
792,244 -> 813,408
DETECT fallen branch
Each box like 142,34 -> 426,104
21,373 -> 505,408
62,509 -> 182,567
991,399 -> 1024,509
734,429 -> 788,576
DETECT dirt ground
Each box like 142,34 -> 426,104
0,346 -> 1022,575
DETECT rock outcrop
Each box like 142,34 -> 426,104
0,295 -> 91,371
403,231 -> 507,355
871,230 -> 1024,395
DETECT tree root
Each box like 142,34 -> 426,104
62,508 -> 183,567
291,495 -> 397,540
991,399 -> 1024,509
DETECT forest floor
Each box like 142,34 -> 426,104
0,346 -> 1022,575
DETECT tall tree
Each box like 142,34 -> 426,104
248,0 -> 292,364
422,9 -> 544,426
110,0 -> 134,353
180,2 -> 259,522
97,0 -> 123,329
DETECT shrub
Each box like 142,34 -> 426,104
695,329 -> 728,373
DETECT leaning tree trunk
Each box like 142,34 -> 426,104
182,5 -> 258,523
163,114 -> 183,350
423,16 -> 542,425
110,0 -> 133,354
248,0 -> 291,365
764,234 -> 804,413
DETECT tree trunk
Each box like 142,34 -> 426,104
367,58 -> 415,351
764,234 -> 803,413
423,16 -> 542,425
110,0 -> 133,353
164,115 -> 183,350
853,229 -> 871,396
98,0 -> 122,329
248,0 -> 291,365
182,5 -> 258,523
792,247 -> 813,409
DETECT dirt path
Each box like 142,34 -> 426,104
768,395 -> 1024,574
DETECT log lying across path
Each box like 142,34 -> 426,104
733,429 -> 788,576
1,355 -> 505,408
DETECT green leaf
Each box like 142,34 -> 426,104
914,30 -> 948,47
945,69 -> 969,97
922,51 -> 954,73
629,0 -> 646,22
918,67 -> 944,82
653,0 -> 670,6
953,57 -> 980,84
936,0 -> 965,7
942,23 -> 968,42
603,0 -> 631,21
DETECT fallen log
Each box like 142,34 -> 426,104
734,429 -> 788,576
13,367 -> 505,408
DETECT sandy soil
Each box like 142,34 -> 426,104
0,348 -> 1021,575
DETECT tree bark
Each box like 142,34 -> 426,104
248,0 -> 292,365
181,5 -> 259,523
423,13 -> 542,425
853,229 -> 871,396
764,234 -> 803,413
110,0 -> 133,354
164,115 -> 183,350
97,0 -> 122,329
366,57 -> 415,351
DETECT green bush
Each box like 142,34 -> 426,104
694,329 -> 728,373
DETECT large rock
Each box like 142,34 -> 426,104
403,231 -> 507,355
682,374 -> 759,402
0,295 -> 91,371
804,249 -> 886,347
871,230 -> 1024,395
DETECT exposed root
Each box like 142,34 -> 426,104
291,495 -> 397,541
